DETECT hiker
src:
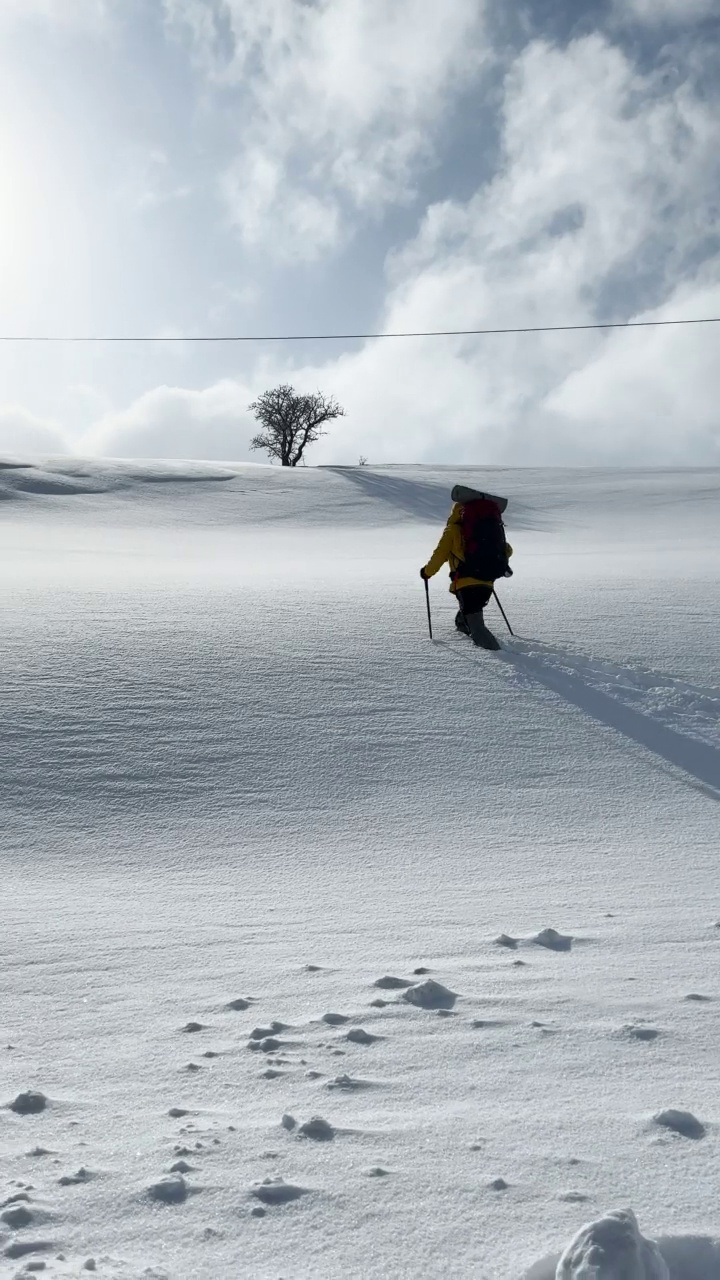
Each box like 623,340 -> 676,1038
420,485 -> 513,650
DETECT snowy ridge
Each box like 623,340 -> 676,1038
1,457 -> 719,1278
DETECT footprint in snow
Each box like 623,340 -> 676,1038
624,1025 -> 661,1042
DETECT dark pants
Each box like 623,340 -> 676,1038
455,585 -> 500,648
455,585 -> 493,632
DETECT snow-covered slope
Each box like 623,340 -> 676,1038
1,458 -> 719,1279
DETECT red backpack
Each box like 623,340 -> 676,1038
455,496 -> 512,583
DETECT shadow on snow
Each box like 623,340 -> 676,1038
440,633 -> 720,800
327,467 -> 548,531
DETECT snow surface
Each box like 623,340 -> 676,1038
1,457 -> 719,1279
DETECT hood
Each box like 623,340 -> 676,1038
451,484 -> 508,513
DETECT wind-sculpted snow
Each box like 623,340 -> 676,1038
526,1217 -> 720,1279
555,1210 -> 669,1279
1,459 -> 718,1277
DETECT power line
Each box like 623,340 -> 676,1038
1,316 -> 719,342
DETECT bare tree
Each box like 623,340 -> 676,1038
249,384 -> 345,467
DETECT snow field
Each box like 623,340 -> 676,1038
1,458 -> 719,1278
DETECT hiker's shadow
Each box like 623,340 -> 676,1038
328,468 -> 548,531
438,633 -> 720,800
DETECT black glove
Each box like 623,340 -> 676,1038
420,567 -> 428,580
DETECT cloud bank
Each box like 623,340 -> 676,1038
1,3 -> 719,467
90,33 -> 720,466
0,406 -> 68,456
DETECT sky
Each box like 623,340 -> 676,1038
0,0 -> 719,466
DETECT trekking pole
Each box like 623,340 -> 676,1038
423,577 -> 433,640
492,588 -> 514,636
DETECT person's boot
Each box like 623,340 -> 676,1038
455,610 -> 470,635
467,610 -> 501,650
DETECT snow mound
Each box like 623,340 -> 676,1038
653,1108 -> 706,1139
252,1177 -> 308,1206
495,933 -> 519,949
8,1090 -> 48,1115
556,1209 -> 669,1279
297,1116 -> 335,1142
147,1174 -> 189,1204
402,979 -> 457,1009
533,928 -> 573,952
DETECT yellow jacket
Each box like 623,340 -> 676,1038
423,503 -> 513,594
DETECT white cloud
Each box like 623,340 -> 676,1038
615,0 -> 716,22
293,34 -> 720,465
166,0 -> 489,260
49,32 -> 720,468
0,405 -> 69,455
85,381 -> 257,461
541,282 -> 720,462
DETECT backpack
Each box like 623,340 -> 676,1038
455,497 -> 512,582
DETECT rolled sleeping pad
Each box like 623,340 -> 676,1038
450,484 -> 508,513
